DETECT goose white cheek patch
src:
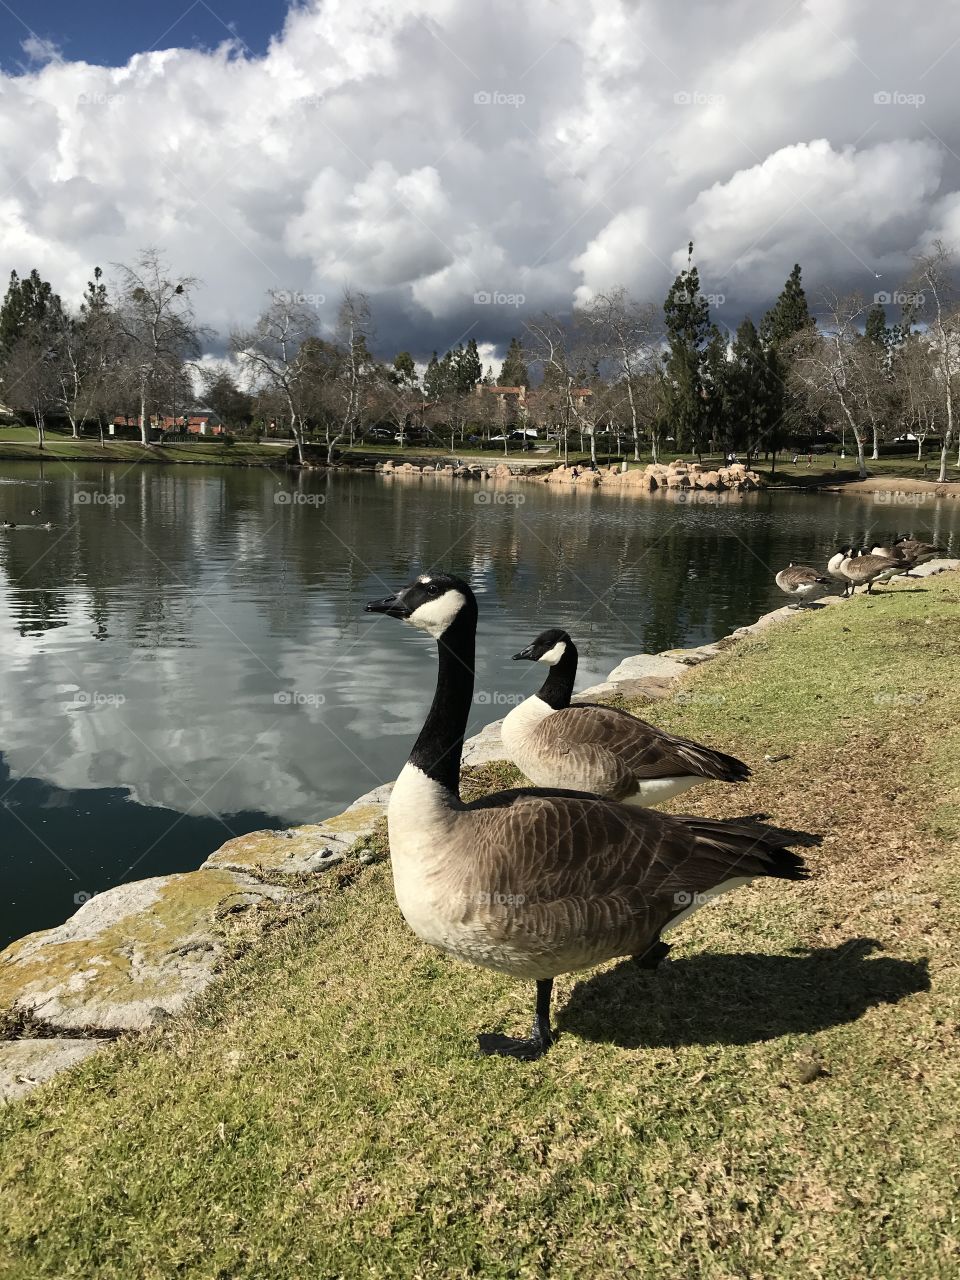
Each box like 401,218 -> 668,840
409,590 -> 467,638
538,641 -> 567,665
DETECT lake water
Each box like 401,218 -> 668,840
1,461 -> 957,947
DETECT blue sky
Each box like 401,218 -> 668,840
2,0 -> 290,69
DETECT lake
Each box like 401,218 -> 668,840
1,460 -> 957,947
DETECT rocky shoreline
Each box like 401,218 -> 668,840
375,456 -> 765,492
2,558 -> 957,1103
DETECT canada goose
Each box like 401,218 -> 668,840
774,564 -> 833,608
880,535 -> 947,565
837,550 -> 902,596
1,520 -> 15,529
827,546 -> 855,580
502,628 -> 750,805
365,573 -> 813,1060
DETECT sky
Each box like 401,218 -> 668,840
1,0 -> 960,365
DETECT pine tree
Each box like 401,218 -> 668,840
759,264 -> 816,472
423,351 -> 443,401
497,337 -> 529,387
661,243 -> 711,455
760,264 -> 814,347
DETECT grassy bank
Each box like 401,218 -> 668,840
0,428 -> 287,467
2,574 -> 960,1278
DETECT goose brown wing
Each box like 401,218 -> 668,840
530,704 -> 749,792
463,792 -> 807,959
466,792 -> 791,901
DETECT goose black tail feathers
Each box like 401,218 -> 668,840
674,739 -> 753,785
675,815 -> 820,881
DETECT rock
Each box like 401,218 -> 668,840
206,787 -> 391,877
657,644 -> 723,666
381,460 -> 394,472
0,869 -> 291,1034
604,653 -> 688,683
460,718 -> 506,765
0,1039 -> 104,1104
907,557 -> 960,578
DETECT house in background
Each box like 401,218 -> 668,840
109,409 -> 225,437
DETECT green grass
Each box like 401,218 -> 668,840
0,427 -> 285,466
2,576 -> 960,1277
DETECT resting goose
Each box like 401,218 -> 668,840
774,564 -> 833,608
365,573 -> 813,1061
874,536 -> 944,568
837,549 -> 902,596
502,628 -> 750,805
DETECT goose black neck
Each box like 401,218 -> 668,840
536,640 -> 578,710
408,607 -> 476,796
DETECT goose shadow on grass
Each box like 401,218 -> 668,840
557,939 -> 929,1048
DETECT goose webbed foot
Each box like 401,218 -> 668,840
477,978 -> 553,1061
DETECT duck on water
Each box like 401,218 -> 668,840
365,572 -> 816,1061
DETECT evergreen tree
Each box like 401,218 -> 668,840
760,263 -> 814,347
0,268 -> 63,357
661,243 -> 711,455
423,351 -> 443,400
759,264 -> 816,470
390,350 -> 418,389
497,337 -> 529,387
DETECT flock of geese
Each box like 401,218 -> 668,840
366,573 -> 818,1061
774,535 -> 943,606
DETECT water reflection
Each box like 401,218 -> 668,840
0,461 -> 957,946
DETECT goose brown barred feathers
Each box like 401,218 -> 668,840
503,628 -> 750,806
365,573 -> 816,1061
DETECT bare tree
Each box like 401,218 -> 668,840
576,289 -> 661,461
789,292 -> 872,479
326,290 -> 376,464
910,241 -> 959,481
231,292 -> 319,464
115,250 -> 201,445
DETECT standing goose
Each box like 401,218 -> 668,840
837,549 -> 902,596
502,628 -> 750,805
774,564 -> 833,608
827,546 -> 854,580
365,573 -> 813,1060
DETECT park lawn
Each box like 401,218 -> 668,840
0,427 -> 285,466
1,574 -> 959,1278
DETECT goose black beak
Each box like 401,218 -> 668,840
512,645 -> 537,661
365,593 -> 412,619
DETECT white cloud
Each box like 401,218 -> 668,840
1,0 -> 959,357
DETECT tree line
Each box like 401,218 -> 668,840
1,241 -> 958,480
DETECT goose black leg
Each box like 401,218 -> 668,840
632,939 -> 672,970
478,979 -> 554,1061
